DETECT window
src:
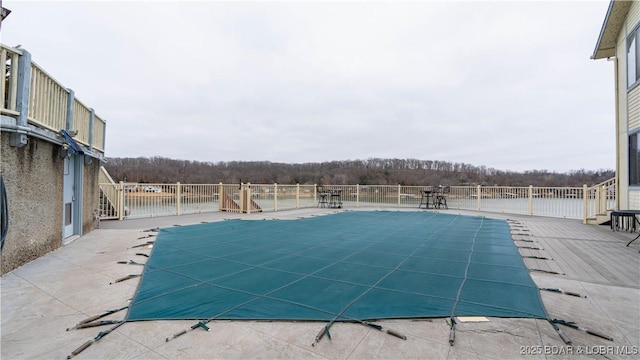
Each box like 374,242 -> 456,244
630,133 -> 640,185
628,27 -> 640,88
627,30 -> 640,88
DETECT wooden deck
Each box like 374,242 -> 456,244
509,215 -> 639,288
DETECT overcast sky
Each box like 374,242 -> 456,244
3,0 -> 615,172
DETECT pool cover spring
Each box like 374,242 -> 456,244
126,211 -> 548,322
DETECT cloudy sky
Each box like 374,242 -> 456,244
3,0 -> 615,172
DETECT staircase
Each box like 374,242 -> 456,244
99,189 -> 117,218
587,211 -> 612,226
219,186 -> 263,213
585,177 -> 615,225
98,167 -> 121,219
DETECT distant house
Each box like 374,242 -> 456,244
592,0 -> 640,210
0,44 -> 106,273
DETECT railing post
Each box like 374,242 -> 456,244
10,49 -> 31,147
583,184 -> 588,224
477,185 -> 481,211
88,108 -> 95,152
398,184 -> 401,207
101,121 -> 107,152
594,185 -> 601,215
176,182 -> 181,215
65,89 -> 75,131
356,184 -> 360,208
118,181 -> 125,220
6,51 -> 19,111
314,184 -> 317,204
274,183 -> 278,211
296,183 -> 300,209
528,185 -> 533,216
246,185 -> 251,214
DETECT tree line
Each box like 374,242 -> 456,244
103,157 -> 615,187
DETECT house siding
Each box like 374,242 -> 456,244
627,1 -> 640,32
628,86 -> 640,129
629,189 -> 640,209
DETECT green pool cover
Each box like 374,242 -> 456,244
126,211 -> 547,322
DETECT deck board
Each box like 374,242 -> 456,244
511,216 -> 639,288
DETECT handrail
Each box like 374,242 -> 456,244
593,177 -> 616,189
98,167 -> 120,219
586,177 -> 616,219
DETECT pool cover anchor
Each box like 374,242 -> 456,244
311,324 -> 331,346
362,321 -> 407,340
166,321 -> 211,342
109,274 -> 141,284
66,320 -> 125,359
67,319 -> 123,330
448,317 -> 456,345
530,269 -> 565,275
551,319 -> 613,341
66,306 -> 128,331
539,288 -> 586,298
311,319 -> 406,347
130,241 -> 154,249
517,246 -> 543,250
548,320 -> 572,345
522,255 -> 553,260
117,260 -> 145,266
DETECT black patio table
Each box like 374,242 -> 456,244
418,187 -> 440,209
610,209 -> 640,246
328,189 -> 343,208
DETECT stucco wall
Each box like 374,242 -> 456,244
1,132 -> 102,273
82,160 -> 100,233
1,132 -> 64,274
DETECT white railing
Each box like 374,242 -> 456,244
98,167 -> 120,219
27,63 -> 69,132
1,44 -> 105,153
587,177 -> 616,218
98,179 -> 616,223
1,44 -> 21,115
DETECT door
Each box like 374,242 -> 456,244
63,156 -> 75,238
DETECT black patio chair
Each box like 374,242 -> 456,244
317,186 -> 330,208
435,186 -> 450,209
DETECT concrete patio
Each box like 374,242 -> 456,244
2,208 -> 639,359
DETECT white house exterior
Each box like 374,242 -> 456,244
593,0 -> 640,210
